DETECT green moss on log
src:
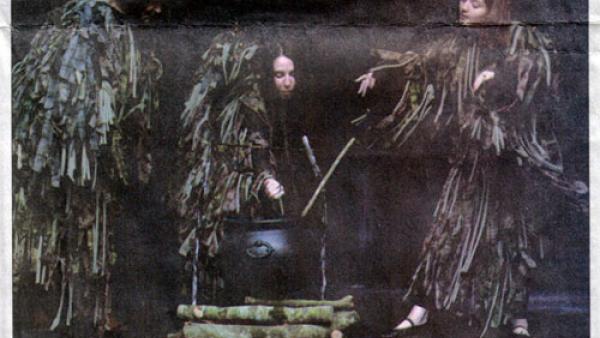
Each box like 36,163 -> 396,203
182,323 -> 330,338
177,304 -> 334,324
331,311 -> 360,331
244,295 -> 354,310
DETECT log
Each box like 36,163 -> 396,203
182,323 -> 330,338
166,331 -> 184,338
244,295 -> 354,310
331,311 -> 360,331
176,304 -> 334,324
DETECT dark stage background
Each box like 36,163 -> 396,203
12,0 -> 589,337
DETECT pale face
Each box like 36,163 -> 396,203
273,55 -> 296,99
459,0 -> 490,24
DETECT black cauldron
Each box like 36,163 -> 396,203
218,217 -> 322,304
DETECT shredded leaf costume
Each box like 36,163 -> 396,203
177,31 -> 276,259
359,25 -> 586,334
12,0 -> 161,331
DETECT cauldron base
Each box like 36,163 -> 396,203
218,218 -> 321,304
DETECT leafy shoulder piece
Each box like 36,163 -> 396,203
13,0 -> 161,190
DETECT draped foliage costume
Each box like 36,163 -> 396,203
177,31 -> 278,262
360,24 -> 586,332
12,0 -> 161,332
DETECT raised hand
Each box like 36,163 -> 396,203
355,72 -> 376,97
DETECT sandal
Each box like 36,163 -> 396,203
380,318 -> 429,337
511,325 -> 532,337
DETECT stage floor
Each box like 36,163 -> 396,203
331,287 -> 589,338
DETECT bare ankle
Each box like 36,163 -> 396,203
511,318 -> 529,329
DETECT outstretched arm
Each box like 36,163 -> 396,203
355,49 -> 421,97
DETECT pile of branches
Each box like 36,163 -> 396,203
168,296 -> 359,338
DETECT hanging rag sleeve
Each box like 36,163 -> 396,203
357,34 -> 461,151
502,25 -> 588,211
177,31 -> 277,259
12,0 -> 161,333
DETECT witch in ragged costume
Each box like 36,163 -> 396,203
12,0 -> 162,335
354,0 -> 587,336
176,30 -> 317,302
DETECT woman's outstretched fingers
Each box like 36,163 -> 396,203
356,72 -> 375,96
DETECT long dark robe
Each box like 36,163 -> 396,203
267,96 -> 317,219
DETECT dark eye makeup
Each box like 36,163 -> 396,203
274,72 -> 295,79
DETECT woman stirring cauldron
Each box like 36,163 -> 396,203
356,0 -> 587,336
176,30 -> 319,302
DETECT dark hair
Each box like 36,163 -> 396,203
484,0 -> 511,23
257,37 -> 298,101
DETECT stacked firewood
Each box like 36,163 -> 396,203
168,295 -> 359,338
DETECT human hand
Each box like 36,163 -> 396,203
264,178 -> 285,200
355,72 -> 376,97
473,70 -> 495,93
